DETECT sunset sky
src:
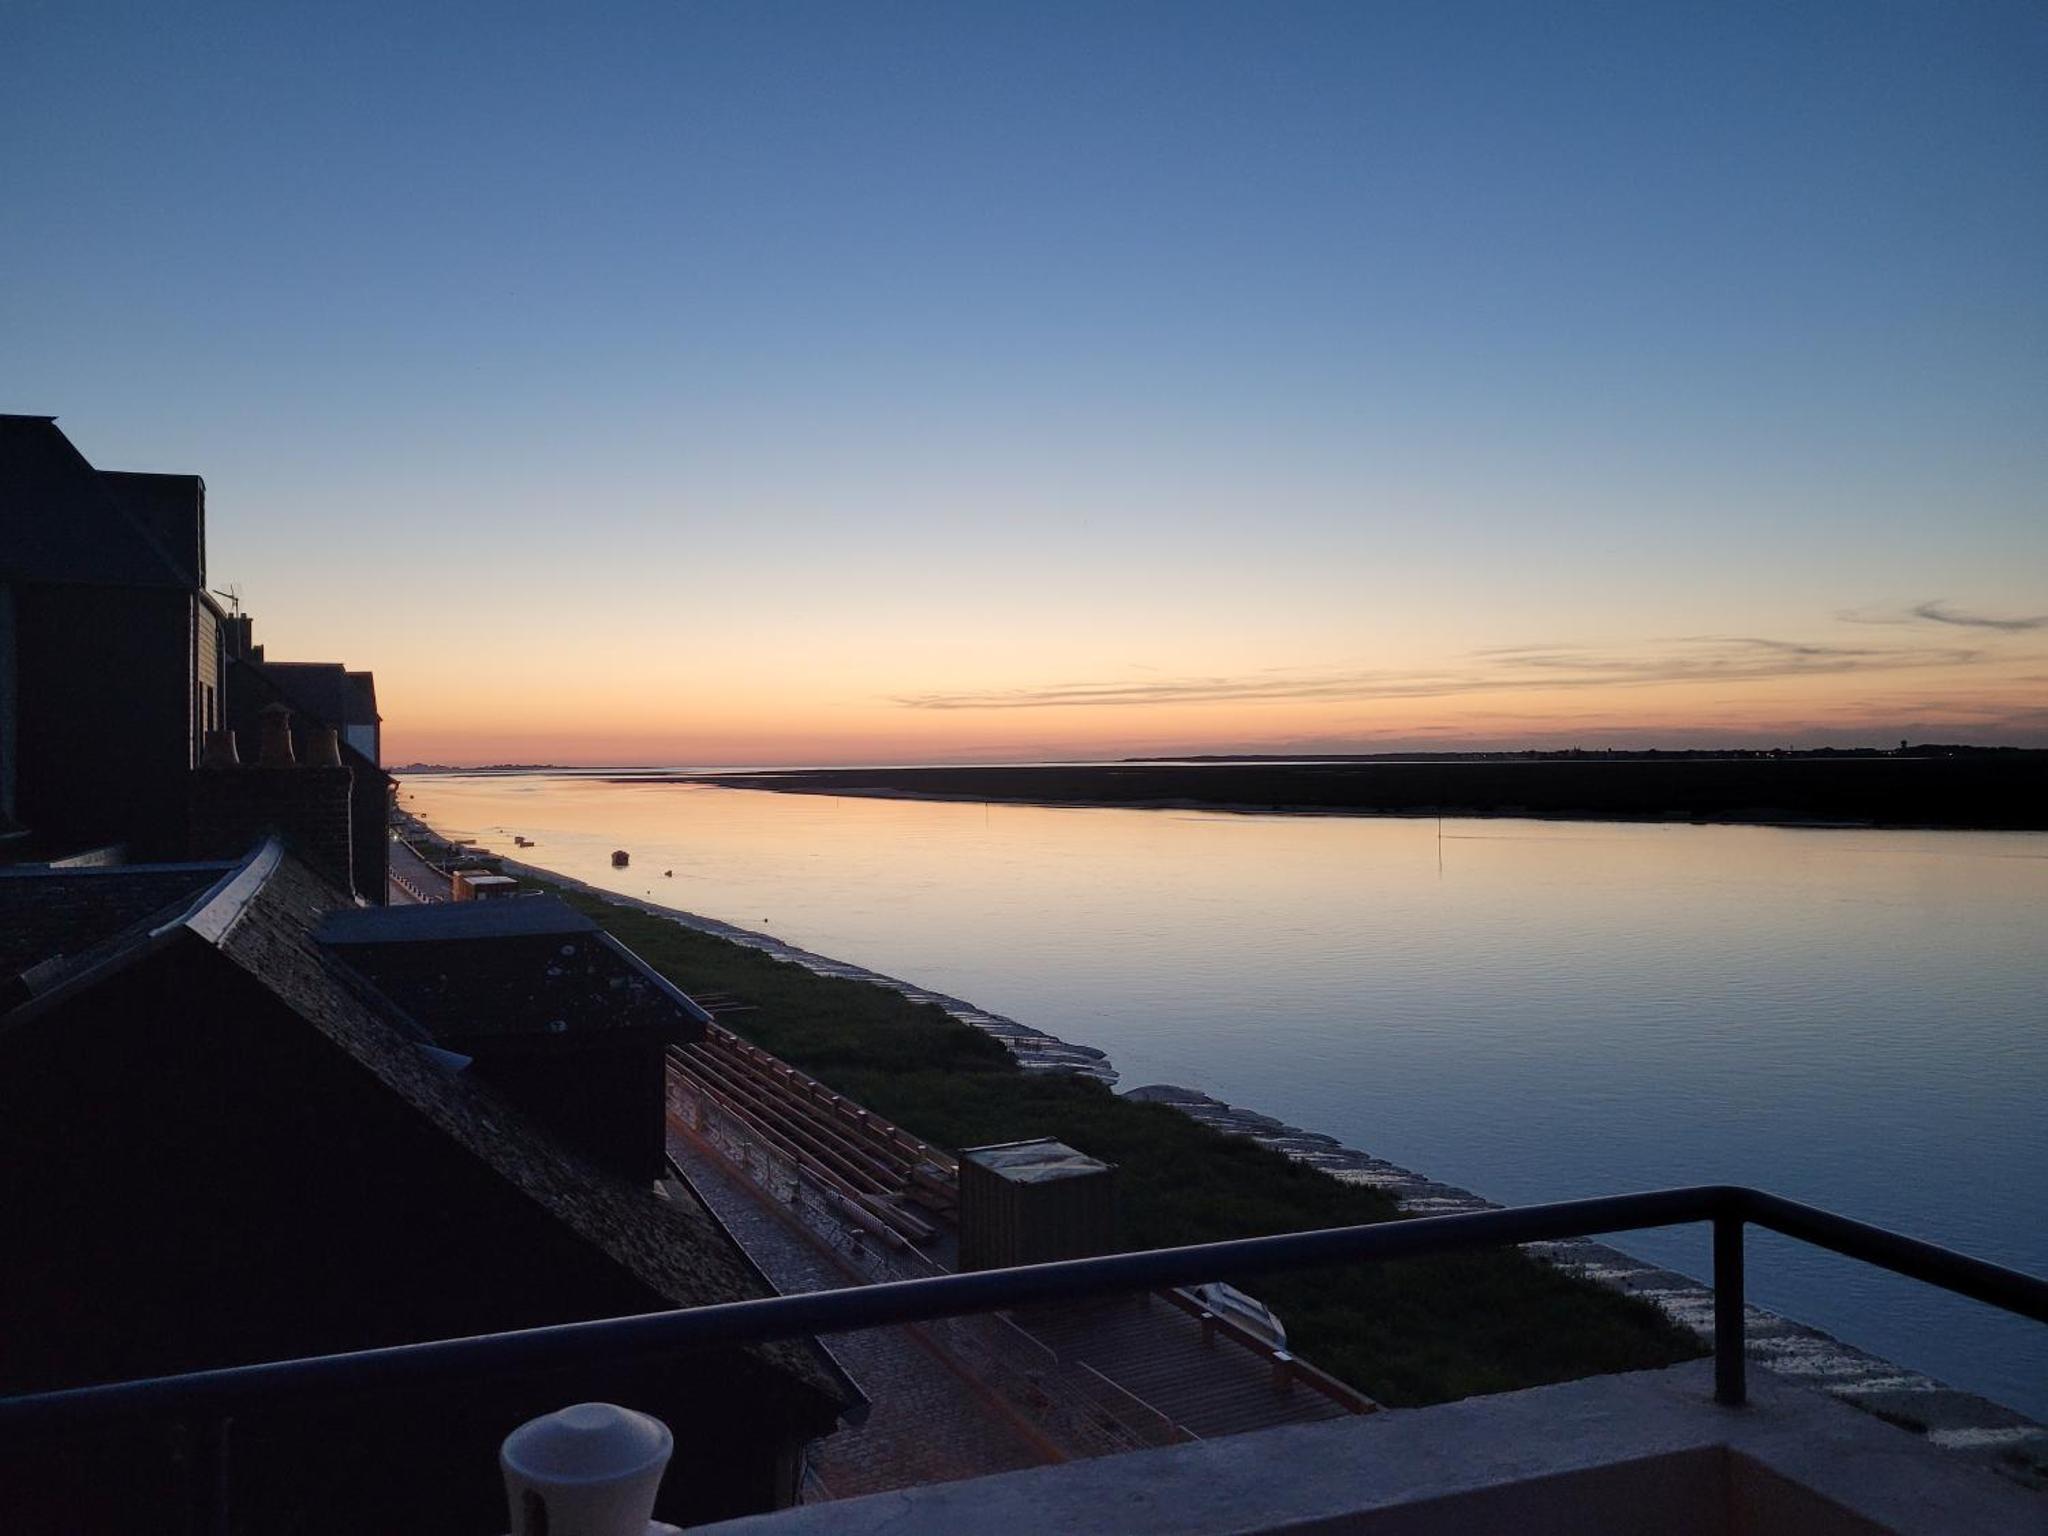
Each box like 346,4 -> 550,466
9,2 -> 2044,764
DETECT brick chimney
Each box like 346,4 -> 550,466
225,612 -> 261,662
189,704 -> 356,894
305,724 -> 343,768
257,702 -> 296,766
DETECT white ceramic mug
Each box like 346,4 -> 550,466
502,1401 -> 675,1536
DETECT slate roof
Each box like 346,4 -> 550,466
212,849 -> 843,1410
0,415 -> 191,588
318,899 -> 601,945
0,843 -> 850,1424
0,861 -> 237,1002
264,662 -> 380,727
317,896 -> 714,1043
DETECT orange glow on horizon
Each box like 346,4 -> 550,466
377,658 -> 2048,766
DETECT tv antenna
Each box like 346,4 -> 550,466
210,583 -> 243,617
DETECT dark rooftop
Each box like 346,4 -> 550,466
0,840 -> 849,1419
219,850 -> 839,1400
0,415 -> 192,588
318,897 -> 599,945
0,843 -> 843,1421
317,896 -> 712,1043
262,661 -> 380,727
0,861 -> 236,1000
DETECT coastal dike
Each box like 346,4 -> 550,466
499,857 -> 2044,1488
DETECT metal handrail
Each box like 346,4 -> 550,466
3,1185 -> 2043,1443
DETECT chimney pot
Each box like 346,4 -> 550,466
306,724 -> 344,767
258,703 -> 296,767
202,729 -> 242,768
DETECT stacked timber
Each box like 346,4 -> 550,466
669,1025 -> 956,1248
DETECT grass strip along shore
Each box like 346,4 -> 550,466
541,878 -> 1705,1407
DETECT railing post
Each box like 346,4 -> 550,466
1713,1207 -> 1746,1407
1270,1350 -> 1295,1392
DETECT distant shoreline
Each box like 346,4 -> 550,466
646,757 -> 2048,831
666,782 -> 1894,831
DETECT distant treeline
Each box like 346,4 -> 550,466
690,754 -> 2048,830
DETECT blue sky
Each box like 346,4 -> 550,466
8,2 -> 2045,761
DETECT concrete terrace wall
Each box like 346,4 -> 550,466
698,1361 -> 2042,1536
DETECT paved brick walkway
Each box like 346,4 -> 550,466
667,1128 -> 1055,1499
386,837 -> 451,902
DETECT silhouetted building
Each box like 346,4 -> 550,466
216,643 -> 391,900
0,414 -> 226,860
0,415 -> 389,900
259,660 -> 382,765
0,843 -> 854,1533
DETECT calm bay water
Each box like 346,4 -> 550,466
400,772 -> 2048,1419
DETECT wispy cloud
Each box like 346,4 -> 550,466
1839,599 -> 2048,632
1910,601 -> 2048,633
894,635 -> 1986,710
1835,605 -> 1913,627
